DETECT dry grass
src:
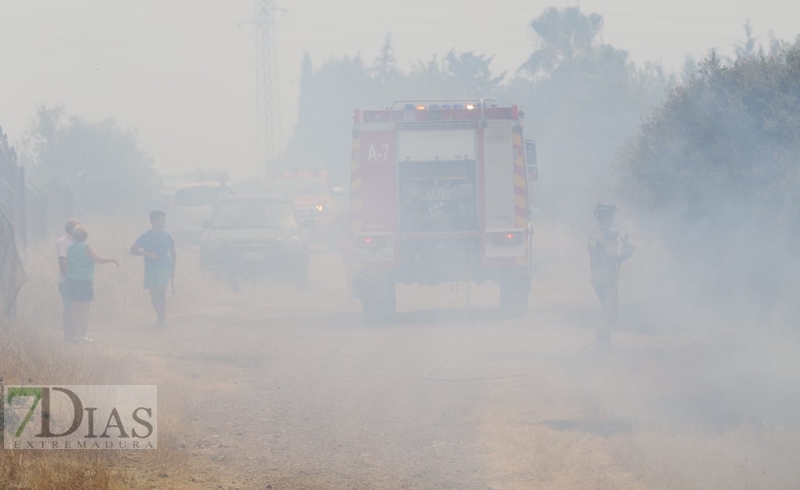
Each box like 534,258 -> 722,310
482,406 -> 800,490
0,321 -> 197,490
1,450 -> 125,490
1,216 -> 222,489
480,375 -> 800,490
0,323 -> 127,489
609,425 -> 800,490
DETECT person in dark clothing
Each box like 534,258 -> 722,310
587,202 -> 636,349
130,210 -> 177,328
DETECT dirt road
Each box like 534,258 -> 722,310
91,253 -> 800,490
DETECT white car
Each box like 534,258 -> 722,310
167,181 -> 233,244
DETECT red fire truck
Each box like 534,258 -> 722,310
348,99 -> 538,322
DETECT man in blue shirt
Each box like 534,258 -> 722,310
130,210 -> 177,328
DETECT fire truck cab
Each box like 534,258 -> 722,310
349,99 -> 538,322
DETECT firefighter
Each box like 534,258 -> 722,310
587,202 -> 636,348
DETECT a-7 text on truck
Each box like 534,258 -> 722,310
348,99 -> 538,323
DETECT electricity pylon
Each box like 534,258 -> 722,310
254,0 -> 282,174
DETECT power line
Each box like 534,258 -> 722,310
254,0 -> 283,174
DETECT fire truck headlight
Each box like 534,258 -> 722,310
315,204 -> 329,212
466,104 -> 475,110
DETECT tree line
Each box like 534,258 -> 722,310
620,41 -> 800,327
281,6 -> 674,219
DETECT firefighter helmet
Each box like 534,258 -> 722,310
594,201 -> 617,221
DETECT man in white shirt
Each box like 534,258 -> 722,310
56,218 -> 79,340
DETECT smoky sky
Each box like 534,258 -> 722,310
2,0 -> 799,179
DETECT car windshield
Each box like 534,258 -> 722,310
261,176 -> 329,196
211,200 -> 297,229
174,186 -> 228,206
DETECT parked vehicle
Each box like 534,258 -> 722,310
167,181 -> 233,244
199,194 -> 313,287
257,169 -> 343,248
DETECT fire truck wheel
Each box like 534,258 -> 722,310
499,276 -> 530,317
361,282 -> 396,325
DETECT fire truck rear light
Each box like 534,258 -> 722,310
356,236 -> 374,247
354,234 -> 394,261
356,235 -> 391,249
488,232 -> 523,246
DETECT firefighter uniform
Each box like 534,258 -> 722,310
587,202 -> 635,347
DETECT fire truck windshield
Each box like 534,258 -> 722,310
262,176 -> 329,197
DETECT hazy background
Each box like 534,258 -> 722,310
3,0 -> 800,179
4,3 -> 800,488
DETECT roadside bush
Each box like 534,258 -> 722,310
620,46 -> 800,327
